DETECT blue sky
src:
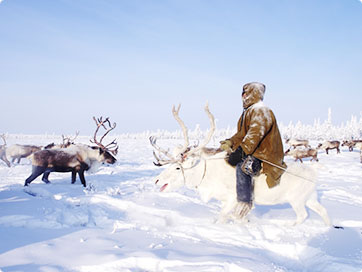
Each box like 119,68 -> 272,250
0,0 -> 361,134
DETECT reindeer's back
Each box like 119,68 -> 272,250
254,163 -> 317,205
32,149 -> 78,167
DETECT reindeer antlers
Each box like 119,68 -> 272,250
149,136 -> 177,166
150,102 -> 216,166
61,131 -> 79,148
91,116 -> 118,155
182,102 -> 215,157
172,104 -> 190,155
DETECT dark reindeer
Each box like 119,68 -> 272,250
24,117 -> 118,187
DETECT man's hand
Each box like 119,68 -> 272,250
227,146 -> 246,166
219,139 -> 232,151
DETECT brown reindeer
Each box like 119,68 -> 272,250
342,140 -> 362,152
24,117 -> 118,187
285,139 -> 310,149
285,148 -> 319,163
0,135 -> 11,167
317,141 -> 340,154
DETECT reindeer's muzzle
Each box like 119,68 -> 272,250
155,179 -> 168,192
160,183 -> 168,192
107,156 -> 116,164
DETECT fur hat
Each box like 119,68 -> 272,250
242,82 -> 266,108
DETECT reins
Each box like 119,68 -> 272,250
205,155 -> 317,185
178,159 -> 207,188
179,154 -> 317,187
256,158 -> 316,184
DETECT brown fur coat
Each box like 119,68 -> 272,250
229,83 -> 286,188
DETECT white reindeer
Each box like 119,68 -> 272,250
151,104 -> 331,226
5,144 -> 42,164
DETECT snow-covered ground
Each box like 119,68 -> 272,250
0,135 -> 361,272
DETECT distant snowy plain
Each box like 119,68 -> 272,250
0,133 -> 361,272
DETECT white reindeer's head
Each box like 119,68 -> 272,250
151,103 -> 216,192
154,156 -> 204,192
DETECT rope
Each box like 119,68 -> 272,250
179,153 -> 317,186
204,154 -> 317,184
255,158 -> 316,184
179,159 -> 207,188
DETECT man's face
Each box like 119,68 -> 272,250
241,82 -> 265,108
242,88 -> 249,106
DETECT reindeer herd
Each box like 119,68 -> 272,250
0,109 -> 361,225
0,116 -> 118,187
0,113 -> 361,188
284,138 -> 362,163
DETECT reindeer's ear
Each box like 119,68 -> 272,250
99,148 -> 104,155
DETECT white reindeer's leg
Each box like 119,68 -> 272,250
216,199 -> 237,223
220,199 -> 237,215
290,201 -> 308,225
306,198 -> 331,226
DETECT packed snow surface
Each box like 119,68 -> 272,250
0,135 -> 361,272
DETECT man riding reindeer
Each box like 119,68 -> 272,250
220,82 -> 286,218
